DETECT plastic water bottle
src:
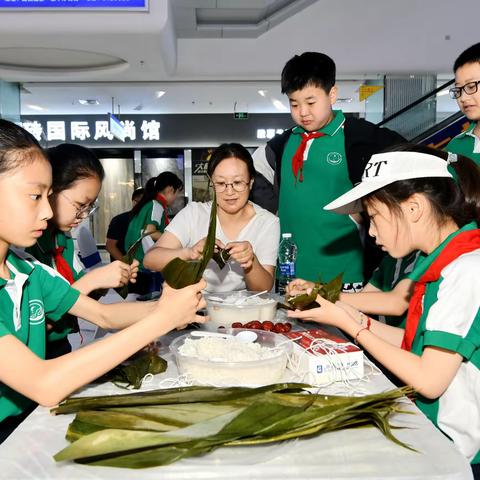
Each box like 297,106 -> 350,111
277,233 -> 298,295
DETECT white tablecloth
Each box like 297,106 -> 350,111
0,327 -> 474,480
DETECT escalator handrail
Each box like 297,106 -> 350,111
377,78 -> 455,127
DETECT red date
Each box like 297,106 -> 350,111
231,321 -> 292,333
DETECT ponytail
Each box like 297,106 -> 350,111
130,171 -> 183,219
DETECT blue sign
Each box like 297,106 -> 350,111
0,0 -> 147,9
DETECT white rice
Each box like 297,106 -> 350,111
178,336 -> 279,362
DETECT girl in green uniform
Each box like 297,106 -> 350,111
0,120 -> 206,442
124,171 -> 183,294
289,146 -> 480,476
27,143 -> 140,358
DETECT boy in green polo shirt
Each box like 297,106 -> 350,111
447,43 -> 480,165
251,52 -> 405,290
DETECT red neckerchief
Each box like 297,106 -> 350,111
292,131 -> 324,183
52,237 -> 75,285
155,193 -> 170,225
401,229 -> 480,351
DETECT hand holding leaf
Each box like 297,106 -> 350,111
162,191 -> 218,289
282,273 -> 343,311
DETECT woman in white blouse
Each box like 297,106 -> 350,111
144,143 -> 280,292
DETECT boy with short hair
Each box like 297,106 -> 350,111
250,52 -> 405,290
447,43 -> 480,165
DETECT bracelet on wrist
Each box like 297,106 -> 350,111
354,313 -> 372,345
354,327 -> 368,345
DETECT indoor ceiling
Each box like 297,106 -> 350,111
0,0 -> 476,115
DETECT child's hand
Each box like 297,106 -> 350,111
156,279 -> 208,329
286,278 -> 315,296
95,261 -> 134,289
287,293 -> 354,329
335,300 -> 363,324
128,259 -> 139,284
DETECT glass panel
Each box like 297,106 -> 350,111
92,157 -> 134,244
380,80 -> 458,141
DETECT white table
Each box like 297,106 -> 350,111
0,328 -> 474,480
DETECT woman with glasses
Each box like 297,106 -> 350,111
447,43 -> 480,165
27,143 -> 139,358
144,143 -> 280,292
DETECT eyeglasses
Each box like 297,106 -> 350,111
449,80 -> 480,99
59,191 -> 99,219
212,180 -> 249,193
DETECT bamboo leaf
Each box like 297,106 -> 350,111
52,383 -> 308,415
212,248 -> 231,269
54,385 -> 415,469
285,273 -> 344,310
94,350 -> 167,390
55,409 -> 244,461
162,190 -> 217,289
115,232 -> 152,298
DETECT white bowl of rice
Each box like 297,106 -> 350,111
204,291 -> 277,332
170,328 -> 290,387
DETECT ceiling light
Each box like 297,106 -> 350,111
272,99 -> 288,112
26,104 -> 45,111
258,89 -> 268,97
78,99 -> 99,105
336,97 -> 353,103
156,91 -> 165,98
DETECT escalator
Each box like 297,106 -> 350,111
376,79 -> 469,149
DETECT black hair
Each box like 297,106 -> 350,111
130,171 -> 183,219
363,143 -> 480,227
453,43 -> 480,72
281,52 -> 336,95
207,143 -> 256,179
131,187 -> 144,202
46,143 -> 104,193
0,119 -> 45,175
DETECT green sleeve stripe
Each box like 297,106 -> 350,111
423,330 -> 479,360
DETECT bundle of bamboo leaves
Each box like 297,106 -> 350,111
52,383 -> 414,469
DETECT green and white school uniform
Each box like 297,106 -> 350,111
369,251 -> 421,327
26,230 -> 84,342
0,249 -> 80,422
408,222 -> 480,463
278,110 -> 364,287
124,200 -> 166,268
446,122 -> 480,165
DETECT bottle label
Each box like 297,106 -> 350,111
279,262 -> 296,277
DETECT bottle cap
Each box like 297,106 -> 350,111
282,233 -> 292,239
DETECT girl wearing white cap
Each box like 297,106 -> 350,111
289,145 -> 480,473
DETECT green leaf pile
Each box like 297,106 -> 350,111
52,383 -> 414,469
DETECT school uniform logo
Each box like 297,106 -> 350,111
326,152 -> 343,165
29,300 -> 45,325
